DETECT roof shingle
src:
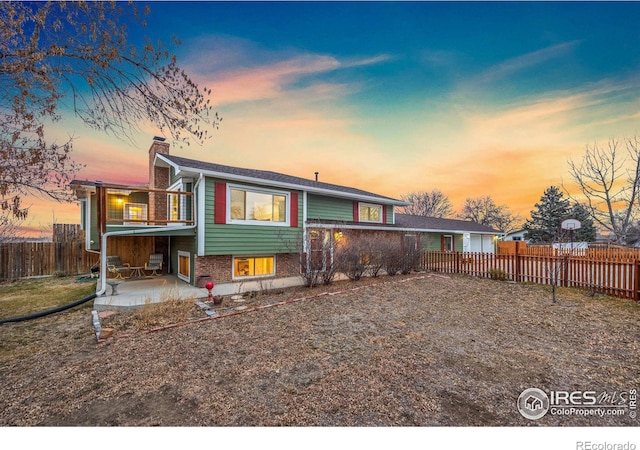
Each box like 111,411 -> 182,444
161,154 -> 405,204
395,213 -> 502,233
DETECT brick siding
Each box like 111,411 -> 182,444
194,253 -> 300,285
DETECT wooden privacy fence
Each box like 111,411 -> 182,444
0,241 -> 97,281
421,251 -> 640,301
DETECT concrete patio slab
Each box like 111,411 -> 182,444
94,275 -> 206,311
93,275 -> 305,311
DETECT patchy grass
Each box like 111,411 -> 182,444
0,276 -> 96,363
0,276 -> 96,319
0,273 -> 639,426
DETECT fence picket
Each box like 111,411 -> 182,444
0,241 -> 96,281
422,250 -> 639,302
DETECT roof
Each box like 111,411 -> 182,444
157,154 -> 407,206
306,215 -> 502,234
395,214 -> 502,234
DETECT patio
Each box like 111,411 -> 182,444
94,275 -> 207,311
93,274 -> 305,311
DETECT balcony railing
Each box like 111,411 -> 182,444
96,184 -> 194,231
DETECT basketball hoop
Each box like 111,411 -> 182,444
561,218 -> 581,230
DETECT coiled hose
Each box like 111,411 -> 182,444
0,293 -> 97,325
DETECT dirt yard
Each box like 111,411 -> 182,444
0,273 -> 638,426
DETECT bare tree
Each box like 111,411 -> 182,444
567,137 -> 640,244
0,1 -> 221,223
0,213 -> 25,243
400,189 -> 454,218
459,196 -> 521,233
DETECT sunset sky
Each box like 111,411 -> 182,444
19,1 -> 640,236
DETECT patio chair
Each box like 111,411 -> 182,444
144,253 -> 164,276
106,256 -> 131,279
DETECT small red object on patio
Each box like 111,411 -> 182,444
205,281 -> 214,301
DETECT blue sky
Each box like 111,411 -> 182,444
24,1 -> 640,235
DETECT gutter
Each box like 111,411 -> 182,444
96,173 -> 204,296
306,222 -> 504,236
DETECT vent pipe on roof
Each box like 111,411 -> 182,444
315,172 -> 319,182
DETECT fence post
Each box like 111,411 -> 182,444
514,241 -> 521,282
633,259 -> 640,302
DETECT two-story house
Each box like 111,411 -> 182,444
71,137 -> 501,294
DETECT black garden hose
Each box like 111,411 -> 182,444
0,293 -> 97,325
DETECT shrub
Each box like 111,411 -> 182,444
338,245 -> 367,281
488,268 -> 508,281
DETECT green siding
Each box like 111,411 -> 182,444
307,195 -> 395,224
420,232 -> 463,252
170,166 -> 180,185
307,194 -> 354,221
89,193 -> 99,251
386,206 -> 394,224
203,178 -> 303,255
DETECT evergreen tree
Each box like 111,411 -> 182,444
523,186 -> 570,243
524,186 -> 597,243
569,202 -> 597,242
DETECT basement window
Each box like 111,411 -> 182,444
233,256 -> 275,279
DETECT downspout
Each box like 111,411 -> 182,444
96,174 -> 203,296
302,191 -> 308,253
302,190 -> 310,273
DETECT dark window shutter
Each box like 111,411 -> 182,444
353,201 -> 359,222
290,192 -> 299,227
214,182 -> 226,224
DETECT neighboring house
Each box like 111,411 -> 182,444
394,214 -> 501,253
71,137 -> 502,292
502,229 -> 527,242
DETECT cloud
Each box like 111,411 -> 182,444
184,37 -> 391,107
473,40 -> 581,86
396,74 -> 640,219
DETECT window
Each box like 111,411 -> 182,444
178,251 -> 190,282
167,180 -> 193,225
124,203 -> 148,225
442,235 -> 454,252
229,187 -> 287,224
233,256 -> 275,279
359,203 -> 382,223
168,193 -> 180,222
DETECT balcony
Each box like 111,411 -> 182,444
96,184 -> 194,231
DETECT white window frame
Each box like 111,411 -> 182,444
359,202 -> 383,223
232,255 -> 276,280
168,179 -> 193,225
177,251 -> 191,282
168,192 -> 180,223
443,235 -> 454,252
123,202 -> 148,225
227,184 -> 290,227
